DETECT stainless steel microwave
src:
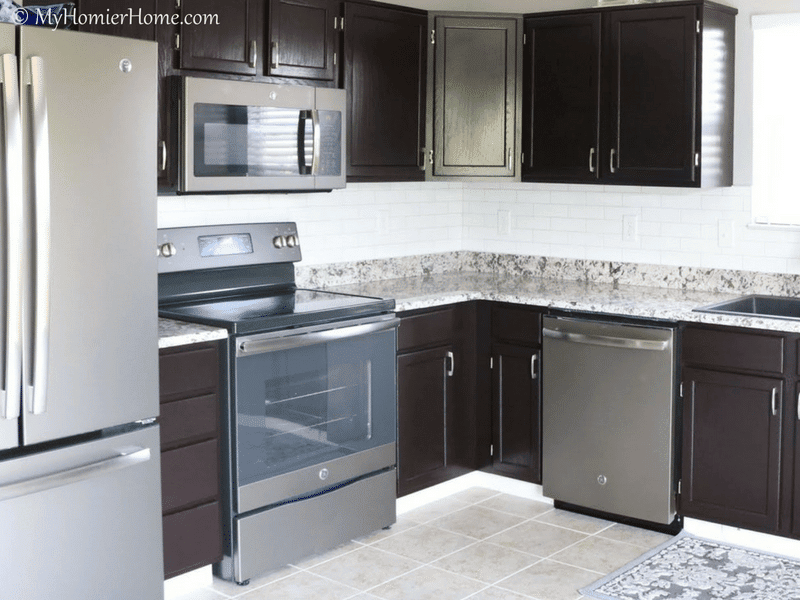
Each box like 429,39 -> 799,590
181,77 -> 345,193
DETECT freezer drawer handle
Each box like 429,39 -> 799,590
542,328 -> 668,352
0,447 -> 150,502
27,56 -> 52,416
0,54 -> 23,421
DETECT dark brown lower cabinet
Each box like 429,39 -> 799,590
491,343 -> 541,483
159,341 -> 223,579
396,303 -> 483,497
681,367 -> 782,532
489,304 -> 542,483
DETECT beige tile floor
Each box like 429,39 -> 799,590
171,487 -> 671,600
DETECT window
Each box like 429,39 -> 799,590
752,14 -> 800,226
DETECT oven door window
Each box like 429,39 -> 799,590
193,103 -> 314,177
235,329 -> 396,486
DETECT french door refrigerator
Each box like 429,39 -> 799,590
0,24 -> 163,600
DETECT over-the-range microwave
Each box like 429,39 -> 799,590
180,76 -> 345,193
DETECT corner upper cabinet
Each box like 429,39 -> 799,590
522,1 -> 736,187
428,15 -> 522,179
77,0 -> 158,39
344,2 -> 427,181
179,0 -> 263,75
268,0 -> 340,83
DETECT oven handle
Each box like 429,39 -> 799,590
236,316 -> 400,357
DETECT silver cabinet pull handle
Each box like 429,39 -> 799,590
772,388 -> 778,416
531,354 -> 537,379
589,147 -> 595,173
446,351 -> 454,377
271,41 -> 279,69
28,56 -> 51,417
160,140 -> 167,172
0,54 -> 23,421
610,148 -> 616,173
250,40 -> 258,70
507,148 -> 513,172
797,391 -> 799,421
0,447 -> 150,502
429,149 -> 433,165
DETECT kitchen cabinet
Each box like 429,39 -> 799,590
396,303 -> 484,496
268,0 -> 340,83
344,2 -> 427,181
489,304 -> 542,483
427,14 -> 522,179
77,0 -> 157,39
680,325 -> 800,537
179,0 -> 263,75
159,341 -> 223,579
522,1 -> 736,187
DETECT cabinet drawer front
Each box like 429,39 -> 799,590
398,308 -> 458,351
160,393 -> 218,450
159,345 -> 219,400
682,327 -> 784,374
163,501 -> 222,579
492,305 -> 542,346
161,439 -> 219,512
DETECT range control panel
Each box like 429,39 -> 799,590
157,223 -> 301,273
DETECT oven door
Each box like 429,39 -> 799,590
233,316 -> 398,513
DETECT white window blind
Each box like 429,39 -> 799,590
752,14 -> 800,225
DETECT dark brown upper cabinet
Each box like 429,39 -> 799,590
522,1 -> 736,187
428,14 -> 522,180
268,0 -> 340,83
344,2 -> 427,181
179,0 -> 263,75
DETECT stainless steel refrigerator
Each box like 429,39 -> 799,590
0,24 -> 163,600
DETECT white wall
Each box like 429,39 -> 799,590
159,0 -> 800,275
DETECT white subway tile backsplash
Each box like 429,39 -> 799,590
157,181 -> 800,277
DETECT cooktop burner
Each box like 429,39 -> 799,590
157,223 -> 395,334
160,288 -> 393,334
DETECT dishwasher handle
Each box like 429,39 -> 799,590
542,327 -> 669,352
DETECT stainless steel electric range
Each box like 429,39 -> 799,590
157,223 -> 398,584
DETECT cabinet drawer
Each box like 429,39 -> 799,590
159,344 -> 219,400
163,501 -> 222,579
160,393 -> 218,450
398,307 -> 458,352
492,305 -> 542,346
161,439 -> 219,512
682,326 -> 784,375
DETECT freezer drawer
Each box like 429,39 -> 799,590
0,425 -> 163,600
542,316 -> 677,524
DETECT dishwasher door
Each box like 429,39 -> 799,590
542,316 -> 677,524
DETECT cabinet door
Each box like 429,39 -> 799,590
793,382 -> 800,538
77,0 -> 157,40
603,5 -> 697,185
491,343 -> 541,483
432,16 -> 519,178
522,13 -> 601,183
157,0 -> 179,192
397,345 -> 454,496
269,0 -> 339,82
681,368 -> 782,532
345,3 -> 426,181
180,0 -> 262,75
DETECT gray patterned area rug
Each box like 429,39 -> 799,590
581,531 -> 800,600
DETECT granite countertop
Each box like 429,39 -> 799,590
158,317 -> 228,349
323,271 -> 800,334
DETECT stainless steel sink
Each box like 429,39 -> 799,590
694,294 -> 800,320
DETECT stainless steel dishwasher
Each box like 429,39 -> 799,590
542,316 -> 677,525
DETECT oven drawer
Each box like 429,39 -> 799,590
233,468 -> 396,583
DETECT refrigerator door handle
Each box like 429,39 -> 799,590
0,447 -> 151,502
0,54 -> 22,421
26,56 -> 51,416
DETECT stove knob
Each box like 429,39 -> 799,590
272,235 -> 286,248
286,234 -> 298,248
159,242 -> 177,257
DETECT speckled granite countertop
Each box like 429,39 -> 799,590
323,271 -> 800,334
158,317 -> 228,349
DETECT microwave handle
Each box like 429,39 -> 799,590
310,109 -> 320,176
298,110 -> 320,176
